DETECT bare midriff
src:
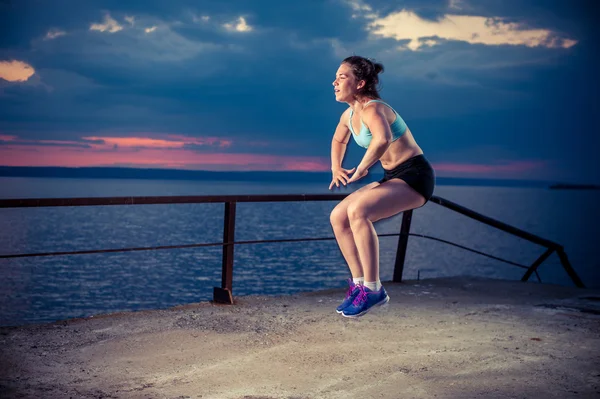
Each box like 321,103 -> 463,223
379,127 -> 423,170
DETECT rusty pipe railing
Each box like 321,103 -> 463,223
0,194 -> 585,305
427,196 -> 584,288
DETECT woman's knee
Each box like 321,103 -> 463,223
330,205 -> 350,229
347,202 -> 369,223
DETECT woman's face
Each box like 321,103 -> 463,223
332,63 -> 362,103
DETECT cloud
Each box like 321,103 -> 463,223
80,135 -> 233,150
433,160 -> 547,175
125,16 -> 135,26
167,134 -> 233,149
0,132 -> 331,171
344,0 -> 376,18
448,0 -> 465,11
0,141 -> 330,171
192,14 -> 211,23
1,135 -> 548,175
0,134 -> 92,148
83,136 -> 185,149
32,17 -> 227,67
368,10 -> 577,51
44,29 -> 67,40
90,13 -> 124,33
0,134 -> 232,150
223,16 -> 253,32
0,60 -> 36,82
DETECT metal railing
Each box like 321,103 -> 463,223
0,194 -> 585,304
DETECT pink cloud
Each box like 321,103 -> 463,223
0,60 -> 35,82
282,161 -> 332,171
164,134 -> 233,148
433,160 -> 546,174
82,136 -> 186,149
0,144 -> 330,172
0,134 -> 548,176
0,134 -> 234,150
81,134 -> 234,150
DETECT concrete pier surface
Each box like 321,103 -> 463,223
1,277 -> 599,399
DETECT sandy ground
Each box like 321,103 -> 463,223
1,276 -> 599,399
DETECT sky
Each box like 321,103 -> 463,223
0,0 -> 598,183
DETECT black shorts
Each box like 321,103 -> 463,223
379,154 -> 436,204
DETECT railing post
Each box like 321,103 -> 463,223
521,247 -> 554,282
213,201 -> 236,304
556,246 -> 585,288
393,210 -> 413,282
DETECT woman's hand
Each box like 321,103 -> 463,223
346,167 -> 368,184
329,167 -> 356,190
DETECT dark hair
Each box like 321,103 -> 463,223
342,55 -> 384,99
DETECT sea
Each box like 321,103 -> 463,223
1,176 -> 598,327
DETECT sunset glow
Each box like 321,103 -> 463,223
0,142 -> 331,172
0,136 -> 548,175
433,161 -> 546,174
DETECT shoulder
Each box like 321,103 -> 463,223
338,107 -> 352,124
362,101 -> 387,121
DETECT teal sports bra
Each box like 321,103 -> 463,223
349,100 -> 407,149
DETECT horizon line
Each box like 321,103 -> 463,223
0,164 -> 579,186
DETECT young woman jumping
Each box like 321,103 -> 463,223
329,56 -> 435,318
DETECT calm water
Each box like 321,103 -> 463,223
1,177 -> 598,326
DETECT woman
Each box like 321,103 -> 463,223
329,55 -> 435,318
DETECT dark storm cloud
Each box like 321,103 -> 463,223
0,0 -> 361,144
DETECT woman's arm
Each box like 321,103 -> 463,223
331,110 -> 350,170
329,109 -> 355,189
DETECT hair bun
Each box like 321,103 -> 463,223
374,62 -> 384,75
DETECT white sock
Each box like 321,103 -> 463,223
352,277 -> 364,285
364,280 -> 381,291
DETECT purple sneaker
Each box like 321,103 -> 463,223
336,279 -> 361,314
342,285 -> 389,318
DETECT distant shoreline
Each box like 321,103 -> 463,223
0,165 -> 579,189
548,183 -> 600,190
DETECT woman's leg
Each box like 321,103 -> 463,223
346,179 -> 426,283
330,181 -> 380,278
